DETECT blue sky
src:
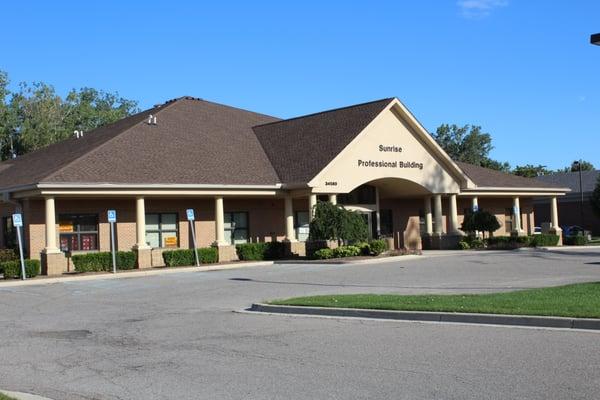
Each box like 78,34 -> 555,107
1,1 -> 599,169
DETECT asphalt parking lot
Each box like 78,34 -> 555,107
1,248 -> 600,400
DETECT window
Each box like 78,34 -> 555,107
224,212 -> 249,245
146,213 -> 178,248
2,216 -> 16,249
504,208 -> 513,232
59,214 -> 98,251
295,211 -> 310,241
379,209 -> 393,236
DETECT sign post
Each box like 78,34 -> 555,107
107,210 -> 117,274
186,209 -> 200,267
12,213 -> 26,280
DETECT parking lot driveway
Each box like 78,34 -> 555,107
1,248 -> 600,400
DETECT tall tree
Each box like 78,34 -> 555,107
557,160 -> 595,173
431,124 -> 509,171
513,164 -> 551,178
0,70 -> 139,159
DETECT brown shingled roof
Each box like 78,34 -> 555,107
0,97 -> 281,189
456,161 -> 565,188
254,98 -> 393,184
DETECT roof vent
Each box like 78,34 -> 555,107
147,115 -> 157,125
74,130 -> 83,139
153,116 -> 157,125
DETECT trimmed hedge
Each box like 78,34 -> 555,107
564,235 -> 588,246
486,236 -> 532,250
313,248 -> 334,259
235,242 -> 286,261
0,249 -> 18,263
162,248 -> 219,267
531,234 -> 560,247
71,251 -> 137,272
1,259 -> 40,279
368,239 -> 388,255
333,245 -> 361,258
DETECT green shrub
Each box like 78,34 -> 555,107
235,242 -> 286,261
564,235 -> 588,246
332,245 -> 361,258
531,234 -> 560,247
2,259 -> 40,279
458,240 -> 470,250
313,248 -> 334,259
71,251 -> 136,272
356,242 -> 371,255
162,247 -> 218,267
368,239 -> 388,255
309,202 -> 368,243
0,249 -> 18,264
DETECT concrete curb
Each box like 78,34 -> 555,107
248,303 -> 600,331
275,254 -> 423,265
0,390 -> 55,400
0,261 -> 274,288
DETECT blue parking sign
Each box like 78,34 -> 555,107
12,213 -> 23,227
186,209 -> 195,221
107,210 -> 117,223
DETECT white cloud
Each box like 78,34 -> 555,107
457,0 -> 508,18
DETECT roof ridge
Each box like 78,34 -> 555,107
42,99 -> 182,183
176,96 -> 281,121
252,97 -> 394,129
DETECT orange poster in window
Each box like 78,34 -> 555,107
59,223 -> 74,233
164,236 -> 177,247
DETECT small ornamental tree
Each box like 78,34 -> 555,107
591,175 -> 600,218
461,210 -> 500,239
309,201 -> 368,244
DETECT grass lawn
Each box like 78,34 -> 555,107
269,282 -> 600,318
0,393 -> 18,400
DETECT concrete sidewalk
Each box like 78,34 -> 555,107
0,260 -> 274,288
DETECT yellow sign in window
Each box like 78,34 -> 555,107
164,236 -> 178,248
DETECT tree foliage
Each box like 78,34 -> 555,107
513,164 -> 552,178
591,175 -> 600,218
0,70 -> 138,159
431,124 -> 510,172
309,201 -> 368,244
461,210 -> 501,239
557,160 -> 595,173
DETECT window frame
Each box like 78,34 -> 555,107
224,211 -> 249,245
58,213 -> 99,252
145,212 -> 179,249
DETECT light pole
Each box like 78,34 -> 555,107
573,160 -> 584,230
592,33 -> 600,45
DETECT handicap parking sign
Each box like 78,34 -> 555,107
186,209 -> 195,221
107,210 -> 117,223
12,213 -> 23,227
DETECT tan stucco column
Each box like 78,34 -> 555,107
424,196 -> 433,235
375,187 -> 381,236
309,194 -> 317,220
433,194 -> 443,235
512,197 -> 525,236
284,194 -> 296,242
328,194 -> 337,205
448,194 -> 461,234
41,196 -> 66,276
134,196 -> 152,268
134,197 -> 150,249
214,196 -> 226,245
550,196 -> 563,245
471,196 -> 480,237
44,196 -> 59,252
471,196 -> 478,211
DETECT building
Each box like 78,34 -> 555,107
0,97 -> 569,275
534,170 -> 600,235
